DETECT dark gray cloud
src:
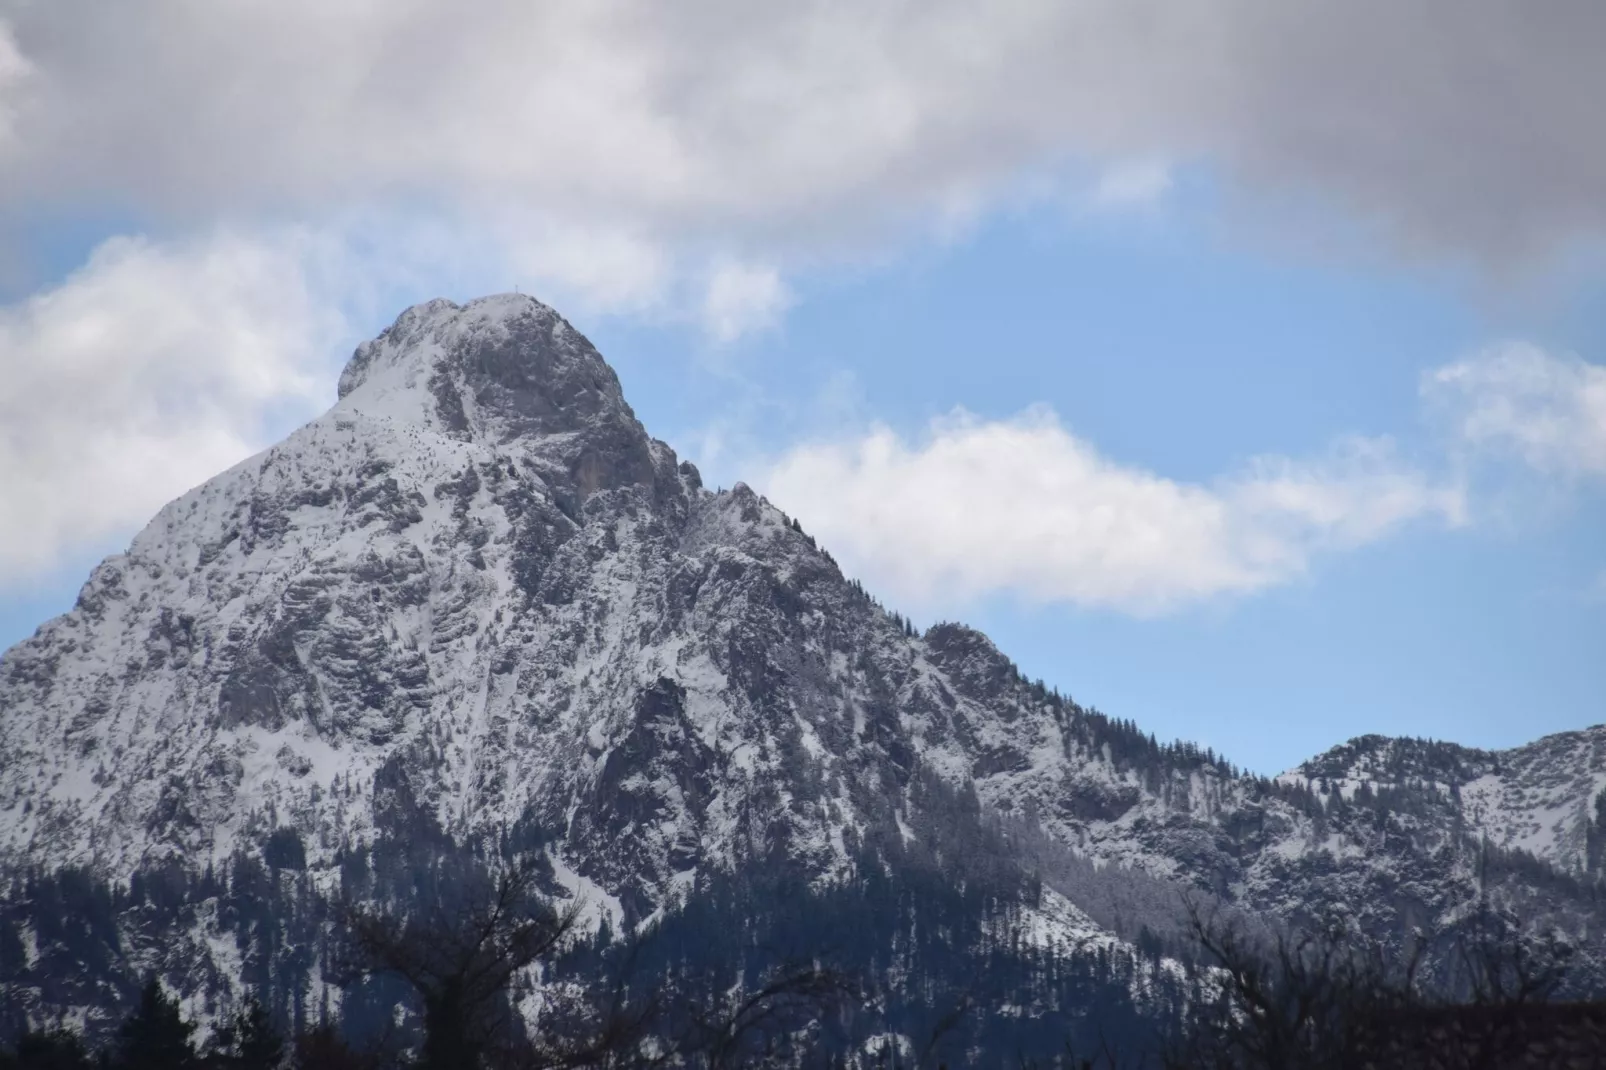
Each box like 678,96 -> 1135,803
0,1 -> 1599,263
1207,1 -> 1606,261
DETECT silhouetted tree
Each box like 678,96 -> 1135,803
673,964 -> 858,1070
1449,905 -> 1573,1007
1,1029 -> 94,1070
290,1025 -> 374,1070
335,860 -> 578,1070
113,976 -> 199,1070
1171,899 -> 1581,1069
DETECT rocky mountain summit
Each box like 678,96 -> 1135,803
2,294 -> 1603,1041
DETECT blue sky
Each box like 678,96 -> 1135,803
0,3 -> 1602,774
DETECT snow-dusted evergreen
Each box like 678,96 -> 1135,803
2,295 -> 1602,1041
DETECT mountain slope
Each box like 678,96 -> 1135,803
1,294 -> 1601,1039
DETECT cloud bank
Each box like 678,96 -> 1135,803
1,0 -> 1602,268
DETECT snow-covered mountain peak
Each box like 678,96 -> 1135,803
333,294 -> 648,473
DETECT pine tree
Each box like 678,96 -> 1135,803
113,976 -> 198,1070
4,1028 -> 94,1070
1588,787 -> 1606,876
210,998 -> 284,1070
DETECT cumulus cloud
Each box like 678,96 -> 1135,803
0,0 -> 1601,268
0,230 -> 348,584
761,409 -> 1462,615
1424,344 -> 1606,478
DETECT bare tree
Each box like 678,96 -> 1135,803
672,964 -> 858,1070
334,860 -> 580,1070
508,931 -> 665,1070
1169,898 -> 1426,1070
333,863 -> 862,1070
1171,898 -> 1577,1070
1449,906 -> 1572,1008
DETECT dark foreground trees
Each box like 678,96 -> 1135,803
1,891 -> 852,1070
0,853 -> 856,1069
8,841 -> 1596,1069
331,858 -> 856,1068
0,984 -> 292,1070
1169,900 -> 1590,1070
0,1029 -> 95,1070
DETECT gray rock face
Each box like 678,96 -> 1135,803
336,295 -> 661,502
0,294 -> 1601,1006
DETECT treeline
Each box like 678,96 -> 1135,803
0,860 -> 860,1069
0,771 -> 1199,1067
8,864 -> 1595,1070
2,981 -> 287,1070
0,856 -> 329,1045
5,755 -> 1602,1067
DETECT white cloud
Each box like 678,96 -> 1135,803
761,408 -> 1461,615
701,260 -> 792,343
0,230 -> 348,585
1424,343 -> 1606,478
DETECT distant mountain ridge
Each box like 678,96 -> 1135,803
1,294 -> 1602,1045
1289,728 -> 1606,872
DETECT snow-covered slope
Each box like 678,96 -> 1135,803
1,293 -> 1600,969
1287,729 -> 1606,874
